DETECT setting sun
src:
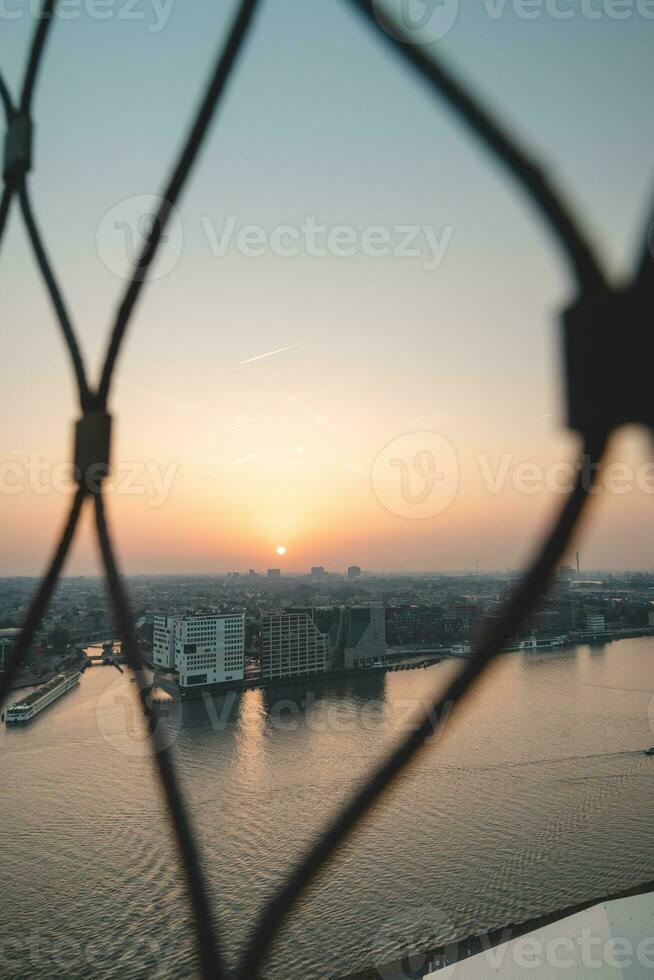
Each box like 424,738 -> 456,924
2,9 -> 653,980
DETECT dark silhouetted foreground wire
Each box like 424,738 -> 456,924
0,74 -> 11,120
346,0 -> 608,298
234,435 -> 606,979
1,1 -> 261,976
94,493 -> 226,980
19,185 -> 91,408
0,185 -> 12,243
0,74 -> 16,246
0,487 -> 85,708
19,0 -> 56,113
633,196 -> 654,292
2,0 -> 652,977
97,0 -> 261,408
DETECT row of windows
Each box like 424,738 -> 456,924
184,621 -> 243,628
182,656 -> 244,663
184,624 -> 242,630
265,661 -> 328,667
186,660 -> 244,667
263,636 -> 322,643
261,659 -> 327,666
261,642 -> 327,652
181,643 -> 243,654
183,669 -> 243,680
184,657 -> 243,667
184,617 -> 243,625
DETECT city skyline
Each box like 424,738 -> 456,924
2,3 -> 653,575
2,5 -> 653,980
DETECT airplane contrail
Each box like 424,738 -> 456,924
240,342 -> 302,365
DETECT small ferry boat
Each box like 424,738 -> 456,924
5,672 -> 80,724
537,636 -> 565,649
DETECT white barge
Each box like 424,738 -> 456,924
5,672 -> 80,723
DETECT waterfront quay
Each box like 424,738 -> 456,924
154,652 -> 445,702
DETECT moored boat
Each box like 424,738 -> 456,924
5,672 -> 80,724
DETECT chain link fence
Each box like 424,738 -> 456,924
1,1 -> 651,977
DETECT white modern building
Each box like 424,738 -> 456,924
152,615 -> 245,687
261,612 -> 329,680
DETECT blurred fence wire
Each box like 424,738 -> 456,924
1,0 -> 651,977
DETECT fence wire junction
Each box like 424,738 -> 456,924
1,1 -> 653,977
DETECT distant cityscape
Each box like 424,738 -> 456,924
3,563 -> 654,696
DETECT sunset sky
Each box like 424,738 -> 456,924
1,0 -> 653,575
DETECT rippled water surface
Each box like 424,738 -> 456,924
2,638 -> 654,979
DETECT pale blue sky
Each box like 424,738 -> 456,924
1,0 -> 653,573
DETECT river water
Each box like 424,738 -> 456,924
2,638 -> 654,979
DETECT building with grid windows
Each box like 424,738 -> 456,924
0,628 -> 20,670
260,612 -> 329,680
261,606 -> 386,678
176,615 -> 245,687
303,606 -> 386,670
152,616 -> 176,669
586,611 -> 606,633
153,615 -> 245,687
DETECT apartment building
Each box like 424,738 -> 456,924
260,612 -> 329,680
153,614 -> 245,687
